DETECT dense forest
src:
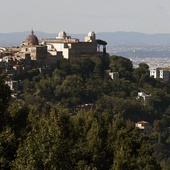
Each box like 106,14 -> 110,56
0,54 -> 170,169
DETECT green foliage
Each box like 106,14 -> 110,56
133,63 -> 150,85
0,73 -> 11,130
111,115 -> 161,170
0,126 -> 16,169
2,54 -> 170,168
14,110 -> 161,169
60,74 -> 84,107
0,101 -> 29,169
13,111 -> 73,169
109,55 -> 133,80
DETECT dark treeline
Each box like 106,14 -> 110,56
0,54 -> 170,169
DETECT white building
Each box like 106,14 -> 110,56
136,92 -> 151,105
150,68 -> 160,78
17,30 -> 105,67
39,31 -> 98,59
150,67 -> 170,82
159,69 -> 170,82
5,79 -> 18,91
135,121 -> 149,130
108,71 -> 119,79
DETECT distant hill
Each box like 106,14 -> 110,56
1,31 -> 170,47
0,31 -> 56,47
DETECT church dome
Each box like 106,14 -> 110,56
88,31 -> 96,39
58,31 -> 67,38
25,30 -> 39,45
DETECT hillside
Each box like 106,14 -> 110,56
1,55 -> 169,169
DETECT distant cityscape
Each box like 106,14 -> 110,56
107,44 -> 170,68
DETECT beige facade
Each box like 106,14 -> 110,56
40,31 -> 98,59
150,67 -> 170,82
19,30 -> 61,66
19,30 -> 48,66
20,46 -> 47,60
18,30 -> 100,66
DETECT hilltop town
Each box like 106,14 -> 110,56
0,30 -> 108,97
2,30 -> 170,101
1,30 -> 170,169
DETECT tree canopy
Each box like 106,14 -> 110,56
1,55 -> 170,169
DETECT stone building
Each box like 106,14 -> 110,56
17,30 -> 105,67
150,67 -> 170,82
39,31 -> 98,59
20,30 -> 47,66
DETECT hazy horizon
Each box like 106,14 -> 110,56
1,0 -> 170,34
2,30 -> 170,35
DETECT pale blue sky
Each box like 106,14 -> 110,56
1,0 -> 170,34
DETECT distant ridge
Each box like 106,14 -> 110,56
97,32 -> 170,44
1,31 -> 170,47
0,31 -> 56,47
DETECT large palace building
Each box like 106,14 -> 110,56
39,31 -> 98,59
18,30 -> 105,66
